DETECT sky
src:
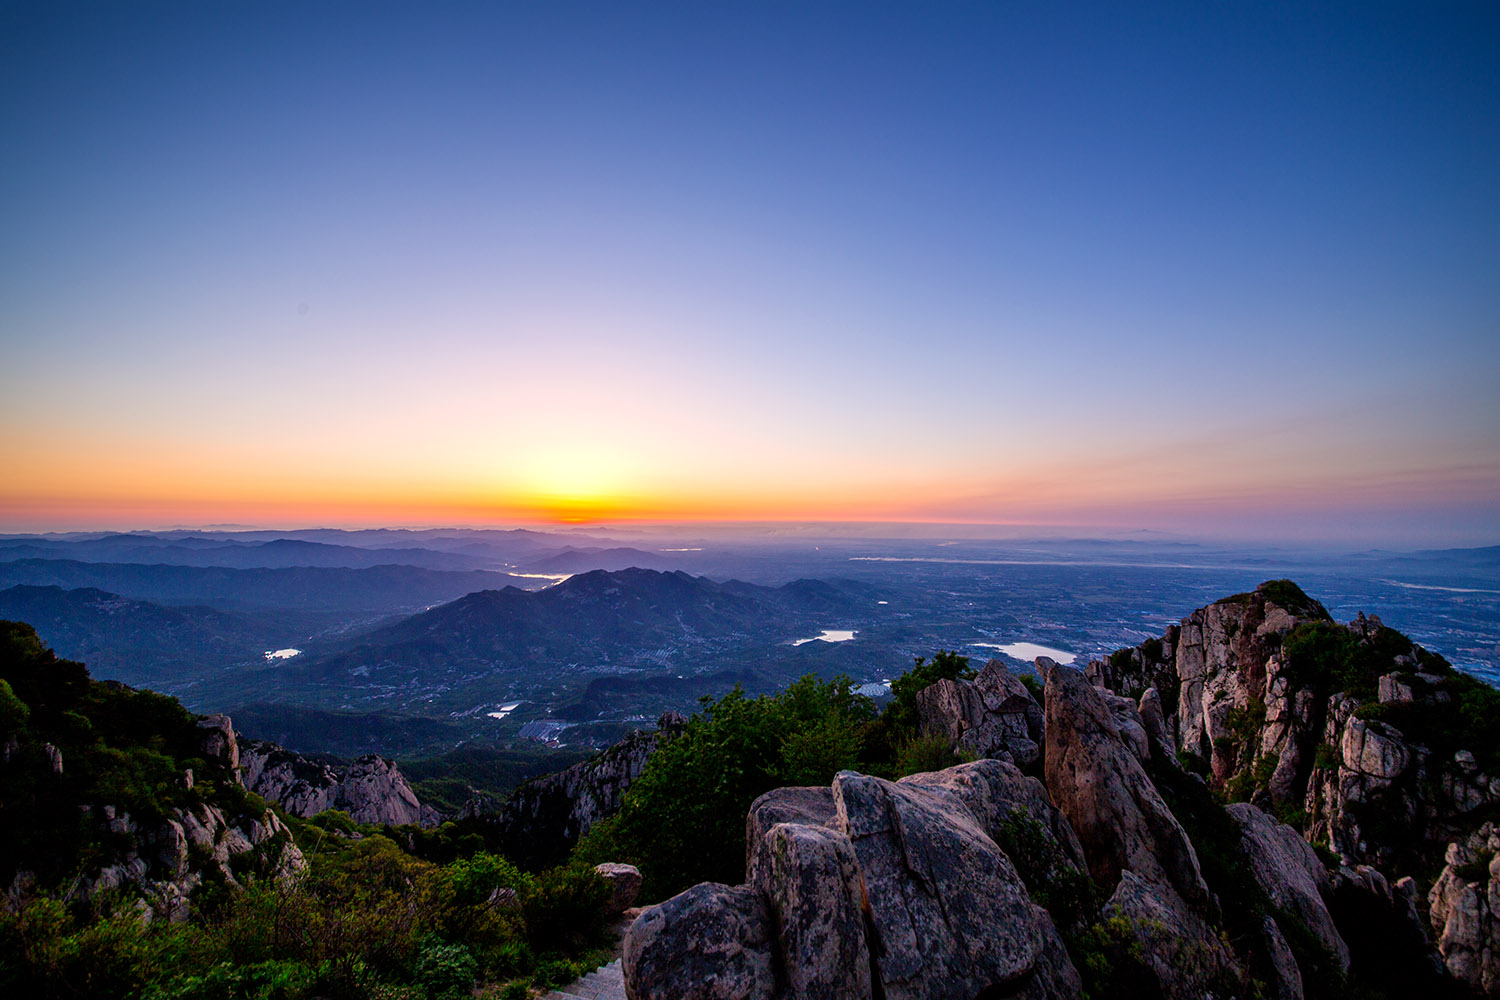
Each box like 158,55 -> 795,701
2,2 -> 1497,544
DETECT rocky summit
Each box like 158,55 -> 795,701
623,581 -> 1500,998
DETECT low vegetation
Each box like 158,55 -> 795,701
0,621 -> 614,999
575,652 -> 974,901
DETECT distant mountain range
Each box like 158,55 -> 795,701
269,568 -> 883,714
0,559 -> 538,615
0,584 -> 271,691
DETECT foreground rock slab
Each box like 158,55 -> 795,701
623,883 -> 776,1000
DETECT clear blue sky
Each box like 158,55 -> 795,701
2,2 -> 1497,543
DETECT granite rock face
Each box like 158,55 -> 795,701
1428,823 -> 1500,993
83,800 -> 304,922
899,758 -> 1086,871
744,784 -> 837,886
623,883 -> 777,1000
1228,802 -> 1349,972
917,659 -> 1044,766
1043,662 -> 1209,909
628,764 -> 1072,1000
492,714 -> 683,868
834,770 -> 1043,999
620,583 -> 1498,999
1102,870 -> 1236,1000
240,740 -> 434,827
750,822 -> 871,1000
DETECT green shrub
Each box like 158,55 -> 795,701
521,864 -> 610,954
893,733 -> 958,778
587,675 -> 875,900
531,957 -> 581,990
413,939 -> 477,1000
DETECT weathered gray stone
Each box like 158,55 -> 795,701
196,714 -> 239,777
1259,914 -> 1305,1000
1013,904 -> 1083,1000
916,662 -> 1043,765
974,659 -> 1045,741
1138,687 -> 1168,752
751,823 -> 871,1000
623,882 -> 776,1000
1228,802 -> 1349,972
744,785 -> 836,886
833,770 -> 1042,1000
917,677 -> 985,744
1044,663 -> 1209,910
899,758 -> 1086,871
595,863 -> 643,917
1103,870 -> 1236,1000
1379,674 -> 1415,704
1427,830 -> 1500,993
1103,691 -> 1151,762
241,740 -> 432,827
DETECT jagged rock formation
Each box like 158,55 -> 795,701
625,582 -> 1494,998
488,712 -> 684,869
83,798 -> 303,922
1082,583 -> 1498,874
1429,822 -> 1500,992
240,738 -> 438,827
917,658 -> 1045,765
57,710 -> 303,921
1228,801 -> 1349,972
626,762 -> 1072,1000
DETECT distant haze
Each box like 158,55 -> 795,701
2,4 -> 1496,546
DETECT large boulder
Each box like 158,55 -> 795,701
594,862 -> 643,917
899,758 -> 1085,871
750,822 -> 872,1000
917,661 -> 1044,766
1043,662 -> 1209,909
1103,870 -> 1237,1000
832,770 -> 1043,999
916,677 -> 985,744
1227,802 -> 1349,972
744,785 -> 836,886
623,883 -> 777,1000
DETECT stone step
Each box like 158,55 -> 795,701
541,958 -> 626,1000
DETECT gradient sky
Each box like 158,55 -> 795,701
3,2 -> 1498,543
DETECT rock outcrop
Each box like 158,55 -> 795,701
1227,801 -> 1349,971
624,883 -> 778,1000
1428,823 -> 1500,992
75,713 -> 306,921
623,582 -> 1496,999
85,799 -> 305,921
917,658 -> 1045,765
626,764 -> 1074,1000
490,712 -> 684,869
1044,662 -> 1209,910
240,739 -> 437,827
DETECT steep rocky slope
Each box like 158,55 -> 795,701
624,582 -> 1499,998
482,712 -> 685,870
0,623 -> 305,921
239,738 -> 439,827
